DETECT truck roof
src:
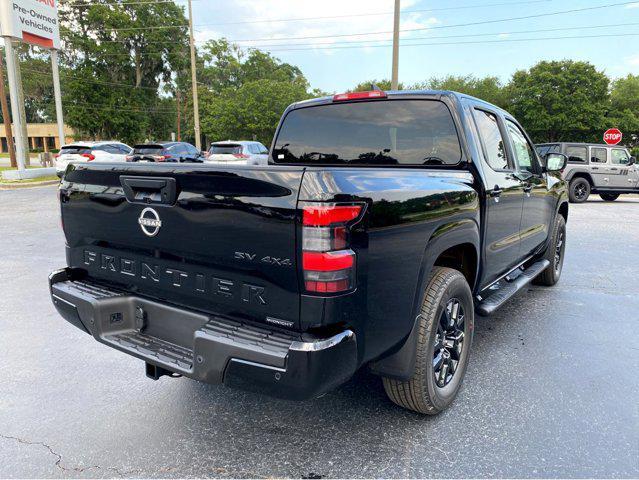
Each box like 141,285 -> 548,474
291,89 -> 506,114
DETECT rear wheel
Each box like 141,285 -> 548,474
533,214 -> 566,287
599,193 -> 620,202
569,178 -> 590,203
383,267 -> 474,415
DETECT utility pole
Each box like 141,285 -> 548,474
3,38 -> 27,172
187,0 -> 201,150
51,50 -> 65,150
0,52 -> 16,168
391,0 -> 401,90
13,42 -> 29,166
176,89 -> 181,141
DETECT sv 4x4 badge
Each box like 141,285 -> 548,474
234,252 -> 292,267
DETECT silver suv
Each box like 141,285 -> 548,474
536,143 -> 638,203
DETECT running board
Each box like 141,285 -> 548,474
476,259 -> 550,316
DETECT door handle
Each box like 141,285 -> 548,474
489,186 -> 502,198
120,176 -> 177,205
610,167 -> 618,171
591,167 -> 599,170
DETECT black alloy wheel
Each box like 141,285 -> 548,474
433,298 -> 465,388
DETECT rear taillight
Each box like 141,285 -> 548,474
125,155 -> 133,162
154,155 -> 171,162
81,153 -> 95,161
54,153 -> 60,159
233,153 -> 249,159
301,203 -> 363,294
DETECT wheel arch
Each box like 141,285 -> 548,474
369,219 -> 480,381
567,171 -> 594,186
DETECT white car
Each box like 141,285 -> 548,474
55,141 -> 133,177
206,141 -> 269,166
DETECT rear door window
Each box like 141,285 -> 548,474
591,147 -> 607,164
566,146 -> 588,163
473,110 -> 509,171
272,100 -> 462,166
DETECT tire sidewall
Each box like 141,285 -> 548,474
423,274 -> 474,411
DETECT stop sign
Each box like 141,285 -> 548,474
603,128 -> 623,145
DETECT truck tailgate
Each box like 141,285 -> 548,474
60,163 -> 304,328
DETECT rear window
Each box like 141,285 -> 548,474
60,146 -> 91,155
133,145 -> 165,155
272,100 -> 462,166
210,144 -> 242,155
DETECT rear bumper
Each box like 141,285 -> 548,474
49,268 -> 357,400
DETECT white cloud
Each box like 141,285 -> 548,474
193,0 -> 439,55
624,2 -> 639,8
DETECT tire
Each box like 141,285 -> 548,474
383,267 -> 474,415
533,214 -> 566,287
568,177 -> 591,203
599,193 -> 620,202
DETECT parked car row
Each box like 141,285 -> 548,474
55,139 -> 270,177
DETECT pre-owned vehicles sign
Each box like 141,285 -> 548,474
0,0 -> 60,49
603,128 -> 623,145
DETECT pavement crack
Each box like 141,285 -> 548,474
0,433 -> 137,477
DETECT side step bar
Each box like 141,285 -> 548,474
476,259 -> 550,316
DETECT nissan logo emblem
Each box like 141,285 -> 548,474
138,207 -> 162,237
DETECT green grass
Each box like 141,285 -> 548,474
0,175 -> 59,184
0,165 -> 43,172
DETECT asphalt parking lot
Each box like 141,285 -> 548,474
1,185 -> 638,478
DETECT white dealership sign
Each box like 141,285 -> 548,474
0,0 -> 60,49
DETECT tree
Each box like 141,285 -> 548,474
609,74 -> 639,148
200,79 -> 310,145
193,40 -> 313,145
505,60 -> 610,143
414,75 -> 507,109
351,79 -> 404,92
55,0 -> 190,143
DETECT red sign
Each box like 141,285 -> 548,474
604,128 -> 623,145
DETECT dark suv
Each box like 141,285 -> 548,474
536,143 -> 638,202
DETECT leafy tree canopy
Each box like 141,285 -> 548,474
506,60 -> 610,143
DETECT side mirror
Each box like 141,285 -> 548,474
629,156 -> 636,166
544,153 -> 568,173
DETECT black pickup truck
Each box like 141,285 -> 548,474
50,90 -> 569,414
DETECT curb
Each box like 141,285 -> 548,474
0,179 -> 60,190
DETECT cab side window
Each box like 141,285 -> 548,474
505,120 -> 538,174
611,149 -> 630,165
474,109 -> 509,171
591,147 -> 607,164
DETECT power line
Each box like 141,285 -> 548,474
263,32 -> 639,53
194,0 -> 553,27
227,1 -> 638,43
232,22 -> 639,49
59,21 -> 639,54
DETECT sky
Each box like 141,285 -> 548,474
188,0 -> 639,93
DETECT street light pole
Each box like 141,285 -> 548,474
0,53 -> 16,168
187,0 -> 201,151
391,0 -> 400,90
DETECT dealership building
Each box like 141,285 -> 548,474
0,123 -> 75,153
